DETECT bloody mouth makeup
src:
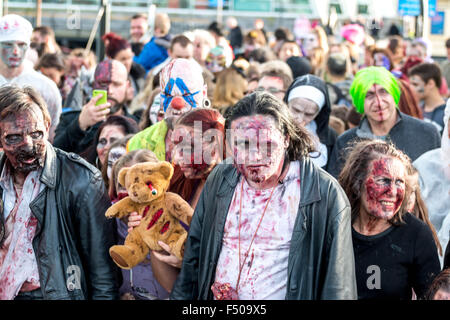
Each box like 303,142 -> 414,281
0,106 -> 48,173
230,115 -> 288,186
362,157 -> 406,220
171,125 -> 221,179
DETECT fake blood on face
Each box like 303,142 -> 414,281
0,108 -> 47,174
230,115 -> 287,188
363,157 -> 406,220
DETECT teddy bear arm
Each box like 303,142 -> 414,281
105,197 -> 140,219
164,192 -> 194,226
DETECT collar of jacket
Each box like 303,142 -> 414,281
0,141 -> 57,190
356,110 -> 404,140
220,156 -> 321,207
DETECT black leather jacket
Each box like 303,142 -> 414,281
170,157 -> 357,300
0,143 -> 119,299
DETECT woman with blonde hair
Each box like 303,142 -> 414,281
212,65 -> 248,115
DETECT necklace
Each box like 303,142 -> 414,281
236,177 -> 277,293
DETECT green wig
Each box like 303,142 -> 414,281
349,66 -> 401,114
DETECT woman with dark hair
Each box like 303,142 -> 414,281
338,139 -> 441,300
81,115 -> 139,169
169,91 -> 357,300
102,32 -> 146,98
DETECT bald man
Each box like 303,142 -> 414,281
53,59 -> 137,154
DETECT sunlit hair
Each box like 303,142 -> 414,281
338,139 -> 412,225
402,165 -> 442,255
225,91 -> 316,161
212,67 -> 248,110
0,85 -> 51,127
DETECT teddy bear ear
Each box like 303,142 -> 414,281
118,167 -> 130,187
159,161 -> 174,180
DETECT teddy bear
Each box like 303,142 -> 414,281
105,161 -> 193,270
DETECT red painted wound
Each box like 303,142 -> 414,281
160,221 -> 170,234
142,206 -> 150,218
147,208 -> 164,230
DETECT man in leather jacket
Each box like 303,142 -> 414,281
170,92 -> 357,300
0,85 -> 118,300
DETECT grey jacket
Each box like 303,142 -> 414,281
170,157 -> 357,300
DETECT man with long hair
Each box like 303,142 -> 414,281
170,91 -> 357,300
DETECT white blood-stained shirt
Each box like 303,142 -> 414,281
214,161 -> 301,300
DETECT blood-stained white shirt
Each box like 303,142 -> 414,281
0,164 -> 44,299
214,161 -> 301,300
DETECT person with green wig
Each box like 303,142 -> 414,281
327,66 -> 441,178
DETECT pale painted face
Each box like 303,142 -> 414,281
230,115 -> 288,187
288,97 -> 320,127
159,59 -> 205,121
360,157 -> 406,220
96,125 -> 126,166
0,41 -> 28,68
106,145 -> 126,181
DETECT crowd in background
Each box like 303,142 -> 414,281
0,11 -> 449,301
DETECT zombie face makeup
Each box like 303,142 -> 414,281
106,146 -> 126,181
0,105 -> 48,173
93,60 -> 129,114
360,157 -> 406,220
364,84 -> 398,124
288,97 -> 320,127
96,125 -> 126,166
230,115 -> 288,188
159,59 -> 205,121
0,41 -> 28,68
172,124 -> 222,179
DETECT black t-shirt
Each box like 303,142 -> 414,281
352,213 -> 441,300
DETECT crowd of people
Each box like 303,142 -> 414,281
0,11 -> 448,301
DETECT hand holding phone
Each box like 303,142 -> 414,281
92,89 -> 108,107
